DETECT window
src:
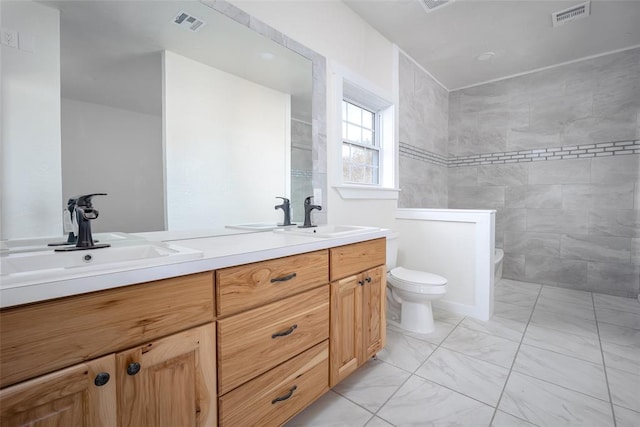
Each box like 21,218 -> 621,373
342,100 -> 379,185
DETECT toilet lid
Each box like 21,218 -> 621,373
389,267 -> 447,286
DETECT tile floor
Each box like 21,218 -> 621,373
285,279 -> 640,427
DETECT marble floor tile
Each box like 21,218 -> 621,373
497,279 -> 542,296
535,295 -> 596,320
598,322 -> 640,346
378,375 -> 494,426
606,366 -> 640,412
499,371 -> 615,427
594,294 -> 640,314
539,285 -> 594,308
522,324 -> 603,364
530,308 -> 599,339
284,390 -> 373,427
364,416 -> 393,427
512,344 -> 609,400
493,301 -> 533,323
491,411 -> 538,427
601,340 -> 640,374
415,347 -> 509,406
596,306 -> 640,329
333,358 -> 410,413
388,320 -> 457,346
376,328 -> 437,372
614,405 -> 640,427
433,307 -> 465,325
441,326 -> 520,368
459,315 -> 527,342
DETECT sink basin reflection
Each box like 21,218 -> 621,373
1,232 -> 142,255
274,225 -> 382,238
1,241 -> 202,286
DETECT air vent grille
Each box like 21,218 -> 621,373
419,0 -> 454,13
173,11 -> 206,32
552,1 -> 590,27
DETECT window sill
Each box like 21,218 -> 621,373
334,185 -> 400,200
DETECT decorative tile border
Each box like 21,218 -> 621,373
291,169 -> 313,178
399,142 -> 449,166
400,140 -> 640,167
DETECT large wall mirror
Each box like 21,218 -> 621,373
1,0 -> 324,240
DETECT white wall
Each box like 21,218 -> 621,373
61,98 -> 164,233
1,1 -> 62,239
229,0 -> 399,229
164,51 -> 291,230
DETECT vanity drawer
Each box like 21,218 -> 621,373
218,340 -> 329,427
330,238 -> 386,281
0,272 -> 214,388
217,285 -> 329,394
216,249 -> 328,316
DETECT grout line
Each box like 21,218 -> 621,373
593,292 -> 619,427
488,283 -> 544,426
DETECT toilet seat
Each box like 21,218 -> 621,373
388,267 -> 447,294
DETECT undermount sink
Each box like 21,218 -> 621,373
1,241 -> 203,287
274,225 -> 382,238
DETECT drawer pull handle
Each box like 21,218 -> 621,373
272,324 -> 298,338
272,385 -> 297,404
270,272 -> 297,283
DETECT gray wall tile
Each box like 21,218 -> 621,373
560,235 -> 631,264
525,255 -> 588,286
449,186 -> 504,209
449,166 -> 478,187
529,159 -> 592,185
477,163 -> 528,187
591,155 -> 640,185
527,209 -> 588,234
563,183 -> 635,210
504,232 -> 560,256
632,239 -> 640,265
503,253 -> 526,279
506,185 -> 562,209
589,209 -> 640,238
587,262 -> 640,298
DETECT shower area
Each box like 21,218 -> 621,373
398,47 -> 640,298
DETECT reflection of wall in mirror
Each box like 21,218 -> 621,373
291,118 -> 313,223
164,51 -> 291,230
1,1 -> 63,239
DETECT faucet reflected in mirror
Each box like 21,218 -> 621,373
274,197 -> 295,227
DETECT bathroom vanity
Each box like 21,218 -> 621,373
0,230 -> 387,426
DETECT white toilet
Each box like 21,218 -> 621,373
386,233 -> 447,334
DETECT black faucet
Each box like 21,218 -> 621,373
55,193 -> 110,251
274,197 -> 295,226
299,196 -> 322,228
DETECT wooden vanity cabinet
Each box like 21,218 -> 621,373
0,354 -> 117,426
329,239 -> 386,387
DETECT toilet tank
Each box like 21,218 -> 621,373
386,232 -> 399,269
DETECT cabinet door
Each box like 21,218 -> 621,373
117,324 -> 216,427
362,265 -> 386,360
329,275 -> 362,387
0,354 -> 116,427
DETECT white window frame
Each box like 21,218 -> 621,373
330,63 -> 399,200
342,99 -> 380,185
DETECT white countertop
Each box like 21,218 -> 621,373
0,228 -> 389,309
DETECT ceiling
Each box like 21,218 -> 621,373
343,0 -> 640,90
42,1 -> 311,118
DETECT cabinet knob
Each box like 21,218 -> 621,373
94,372 -> 110,386
358,280 -> 365,286
127,362 -> 141,376
366,276 -> 372,283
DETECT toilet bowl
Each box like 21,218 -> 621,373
386,233 -> 447,334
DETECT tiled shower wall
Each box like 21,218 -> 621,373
398,53 -> 449,208
291,119 -> 313,223
447,48 -> 640,297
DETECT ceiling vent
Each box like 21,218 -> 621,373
419,0 -> 454,13
551,1 -> 590,27
173,11 -> 206,32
